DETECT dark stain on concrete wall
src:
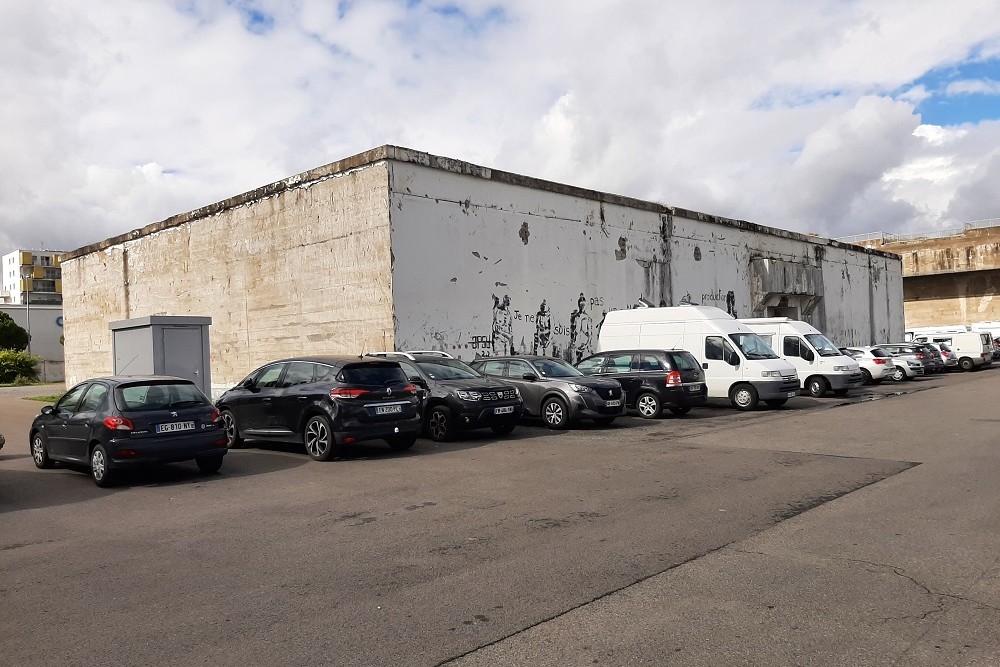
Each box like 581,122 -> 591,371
615,237 -> 627,260
519,222 -> 530,245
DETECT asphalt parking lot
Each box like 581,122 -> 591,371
2,370 -> 999,666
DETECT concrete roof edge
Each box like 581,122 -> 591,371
62,143 -> 900,262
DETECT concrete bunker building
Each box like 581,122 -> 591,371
60,146 -> 904,394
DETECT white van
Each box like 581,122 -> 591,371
598,305 -> 799,411
739,318 -> 863,397
910,331 -> 993,371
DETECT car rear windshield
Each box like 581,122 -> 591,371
116,382 -> 211,411
415,359 -> 482,380
668,351 -> 699,371
340,363 -> 408,386
870,348 -> 890,358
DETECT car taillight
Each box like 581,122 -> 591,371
666,370 -> 682,386
403,384 -> 417,395
915,353 -> 925,359
209,409 -> 221,422
330,388 -> 367,399
873,358 -> 886,364
103,416 -> 134,431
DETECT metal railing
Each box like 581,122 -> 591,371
837,218 -> 1000,245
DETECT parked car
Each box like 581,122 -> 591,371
926,342 -> 959,371
838,346 -> 897,384
469,355 -> 625,428
912,332 -> 994,371
877,344 -> 929,381
574,349 -> 707,418
912,343 -> 945,373
216,356 -> 421,460
29,376 -> 227,487
366,351 -> 523,441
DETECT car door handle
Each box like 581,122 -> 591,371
262,397 -> 272,402
298,396 -> 308,401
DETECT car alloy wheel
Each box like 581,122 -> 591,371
427,406 -> 453,442
32,433 -> 53,469
542,398 -> 569,429
891,366 -> 906,382
304,415 -> 335,461
221,410 -> 243,448
636,393 -> 662,419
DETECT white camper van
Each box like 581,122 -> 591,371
597,305 -> 799,411
739,318 -> 863,397
910,331 -> 993,371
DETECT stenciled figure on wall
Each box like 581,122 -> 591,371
726,290 -> 737,317
532,299 -> 552,355
569,293 -> 593,363
492,293 -> 514,355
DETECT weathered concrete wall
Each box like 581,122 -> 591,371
889,227 -> 1000,276
903,269 -> 1000,327
389,157 -> 903,359
62,161 -> 394,394
388,161 -> 668,362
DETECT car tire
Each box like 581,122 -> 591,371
426,406 -> 454,442
764,399 -> 787,408
388,434 -> 417,451
959,357 -> 974,372
90,445 -> 115,488
196,456 -> 224,474
490,423 -> 516,435
541,397 -> 570,429
31,432 -> 54,469
806,376 -> 828,398
635,392 -> 662,419
593,417 -> 616,426
667,406 -> 691,416
860,368 -> 873,385
891,366 -> 907,382
220,410 -> 244,448
729,383 -> 759,411
303,414 -> 336,461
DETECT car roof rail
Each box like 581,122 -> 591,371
367,351 -> 417,361
405,350 -> 455,359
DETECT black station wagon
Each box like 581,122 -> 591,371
575,349 -> 707,418
216,356 -> 422,460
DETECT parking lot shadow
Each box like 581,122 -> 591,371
0,451 -> 309,513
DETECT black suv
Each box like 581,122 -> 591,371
575,349 -> 707,418
368,351 -> 523,441
216,356 -> 421,460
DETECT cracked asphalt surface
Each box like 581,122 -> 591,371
1,370 -> 998,666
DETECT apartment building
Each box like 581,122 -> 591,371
1,249 -> 66,305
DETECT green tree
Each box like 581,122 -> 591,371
0,311 -> 30,351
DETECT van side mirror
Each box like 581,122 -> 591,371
802,348 -> 815,362
522,373 -> 538,381
408,376 -> 427,388
727,352 -> 740,367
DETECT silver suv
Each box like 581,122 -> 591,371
469,356 -> 625,429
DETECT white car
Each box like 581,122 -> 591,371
839,346 -> 897,384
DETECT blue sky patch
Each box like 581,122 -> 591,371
902,56 -> 1000,126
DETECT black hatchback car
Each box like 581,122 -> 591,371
368,351 -> 523,441
29,376 -> 227,487
470,355 -> 624,429
575,349 -> 708,418
216,356 -> 421,460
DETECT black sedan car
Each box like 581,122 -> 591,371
470,355 -> 624,429
367,351 -> 523,441
575,349 -> 707,418
29,376 -> 227,487
216,356 -> 422,460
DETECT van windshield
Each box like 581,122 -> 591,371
804,334 -> 843,357
728,333 -> 779,360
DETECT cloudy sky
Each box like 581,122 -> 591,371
2,0 -> 999,255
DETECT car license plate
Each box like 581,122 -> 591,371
787,392 -> 797,398
494,406 -> 515,415
605,399 -> 622,408
156,421 -> 195,433
375,404 -> 403,415
687,384 -> 701,392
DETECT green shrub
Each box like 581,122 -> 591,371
0,350 -> 39,384
0,312 -> 29,351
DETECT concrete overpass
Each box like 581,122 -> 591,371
841,220 -> 1000,328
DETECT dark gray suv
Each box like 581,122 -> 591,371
469,355 -> 624,429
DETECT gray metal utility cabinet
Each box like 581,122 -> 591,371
109,316 -> 212,395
